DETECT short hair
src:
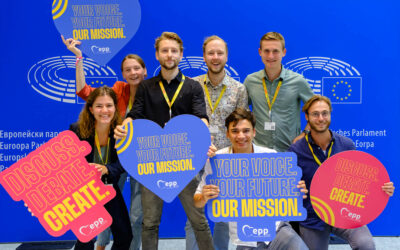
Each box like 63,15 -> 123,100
120,54 -> 146,72
155,32 -> 183,52
225,108 -> 256,129
202,35 -> 228,54
260,32 -> 285,50
302,95 -> 332,114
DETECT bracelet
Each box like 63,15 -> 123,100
76,56 -> 83,65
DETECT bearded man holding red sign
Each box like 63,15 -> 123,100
288,95 -> 395,250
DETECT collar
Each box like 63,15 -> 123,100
157,70 -> 183,84
262,65 -> 286,82
307,130 -> 336,146
203,71 -> 229,88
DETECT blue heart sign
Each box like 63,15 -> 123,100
206,152 -> 307,241
116,115 -> 211,202
52,0 -> 141,66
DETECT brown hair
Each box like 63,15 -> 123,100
155,32 -> 183,52
260,32 -> 285,50
225,108 -> 256,129
202,35 -> 228,54
302,95 -> 332,114
77,86 -> 121,138
120,54 -> 146,72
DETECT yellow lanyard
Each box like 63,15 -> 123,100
159,75 -> 185,119
305,134 -> 334,166
95,131 -> 110,165
262,78 -> 282,117
203,74 -> 227,114
128,98 -> 133,112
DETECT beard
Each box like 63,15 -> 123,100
309,120 -> 331,133
160,58 -> 179,70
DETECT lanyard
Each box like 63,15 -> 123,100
95,131 -> 110,165
305,134 -> 334,166
262,78 -> 282,118
159,75 -> 185,119
203,74 -> 227,114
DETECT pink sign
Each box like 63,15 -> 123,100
0,131 -> 116,242
310,150 -> 390,229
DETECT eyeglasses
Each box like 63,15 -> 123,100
309,111 -> 330,118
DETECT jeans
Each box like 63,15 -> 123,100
236,222 -> 308,250
96,173 -> 143,250
185,221 -> 229,250
75,182 -> 133,250
299,224 -> 375,250
141,178 -> 214,250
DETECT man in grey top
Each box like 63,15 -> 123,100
186,35 -> 248,250
244,32 -> 314,152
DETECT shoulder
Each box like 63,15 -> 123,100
254,144 -> 276,153
216,146 -> 231,154
288,137 -> 307,153
332,132 -> 355,149
283,67 -> 307,82
192,75 -> 205,83
244,70 -> 264,84
69,123 -> 80,136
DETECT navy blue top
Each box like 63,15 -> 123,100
288,130 -> 355,230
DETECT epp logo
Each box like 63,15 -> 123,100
156,180 -> 179,189
242,225 -> 270,237
340,207 -> 361,222
152,56 -> 240,81
91,45 -> 111,54
285,57 -> 362,104
79,217 -> 107,236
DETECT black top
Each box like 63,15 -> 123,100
127,71 -> 208,127
69,123 -> 125,184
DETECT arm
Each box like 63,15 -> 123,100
237,84 -> 249,110
61,35 -> 88,94
194,184 -> 220,208
292,124 -> 310,144
191,80 -> 209,123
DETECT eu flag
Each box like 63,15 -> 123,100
322,77 -> 362,104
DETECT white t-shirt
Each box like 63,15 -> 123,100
196,143 -> 280,247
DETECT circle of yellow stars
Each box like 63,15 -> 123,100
90,80 -> 104,85
332,81 -> 352,101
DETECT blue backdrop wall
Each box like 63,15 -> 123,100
0,0 -> 399,242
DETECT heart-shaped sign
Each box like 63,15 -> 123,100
52,0 -> 141,66
116,115 -> 211,202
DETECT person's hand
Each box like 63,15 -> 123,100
89,163 -> 109,176
382,182 -> 395,197
297,180 -> 308,199
207,144 -> 217,158
201,184 -> 220,202
61,35 -> 82,57
24,203 -> 35,217
114,125 -> 127,140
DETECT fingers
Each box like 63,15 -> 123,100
24,203 -> 34,216
202,185 -> 220,201
382,182 -> 395,197
207,144 -> 217,158
114,125 -> 127,141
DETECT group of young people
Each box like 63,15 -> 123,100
61,31 -> 395,250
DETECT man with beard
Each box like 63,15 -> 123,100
186,36 -> 248,250
114,32 -> 213,250
288,95 -> 395,250
244,32 -> 314,152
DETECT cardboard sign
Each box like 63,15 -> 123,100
206,152 -> 307,241
53,0 -> 141,65
310,150 -> 390,229
0,131 -> 116,242
117,115 -> 211,202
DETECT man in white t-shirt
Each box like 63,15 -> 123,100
194,108 -> 308,250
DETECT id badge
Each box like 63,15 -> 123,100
264,122 -> 276,131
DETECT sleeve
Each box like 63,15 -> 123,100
298,77 -> 314,103
191,80 -> 209,121
127,82 -> 146,120
76,84 -> 95,101
105,159 -> 125,183
243,76 -> 253,106
195,159 -> 212,194
237,84 -> 249,110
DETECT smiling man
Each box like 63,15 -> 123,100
115,32 -> 213,250
288,95 -> 395,250
244,32 -> 314,152
194,108 -> 308,250
186,36 -> 248,250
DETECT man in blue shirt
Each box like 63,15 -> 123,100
288,95 -> 395,250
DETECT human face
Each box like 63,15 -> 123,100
305,101 -> 331,134
204,39 -> 227,75
89,95 -> 116,126
258,40 -> 286,70
226,119 -> 256,153
156,39 -> 183,70
122,59 -> 146,86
